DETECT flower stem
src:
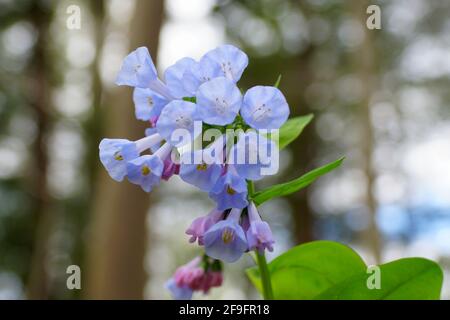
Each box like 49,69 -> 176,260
247,180 -> 255,197
256,251 -> 274,300
247,180 -> 273,300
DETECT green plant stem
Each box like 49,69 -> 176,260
247,180 -> 255,197
247,180 -> 274,300
256,251 -> 274,300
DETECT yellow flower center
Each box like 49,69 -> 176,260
226,186 -> 236,195
141,165 -> 151,176
114,152 -> 124,161
222,228 -> 234,244
196,163 -> 208,171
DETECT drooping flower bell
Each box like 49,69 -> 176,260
179,134 -> 227,192
230,130 -> 278,181
179,150 -> 223,191
173,257 -> 204,288
246,202 -> 275,253
133,88 -> 168,121
115,47 -> 174,100
126,142 -> 173,192
241,86 -> 290,129
165,278 -> 193,300
195,270 -> 223,293
99,133 -> 163,182
186,208 -> 224,245
166,256 -> 223,300
209,165 -> 249,211
115,47 -> 156,88
203,208 -> 248,263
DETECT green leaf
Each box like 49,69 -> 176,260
315,257 -> 443,300
252,157 -> 344,205
276,114 -> 313,150
246,241 -> 367,299
274,74 -> 282,88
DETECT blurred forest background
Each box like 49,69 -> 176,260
1,0 -> 450,299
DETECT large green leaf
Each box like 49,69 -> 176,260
252,157 -> 344,205
315,257 -> 443,300
277,114 -> 314,150
246,241 -> 367,299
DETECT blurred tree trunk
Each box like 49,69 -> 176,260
289,126 -> 315,244
67,0 -> 106,299
86,0 -> 106,196
85,0 -> 164,299
352,0 -> 382,263
26,2 -> 53,299
285,47 -> 316,245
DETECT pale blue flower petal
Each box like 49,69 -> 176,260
115,47 -> 157,88
164,57 -> 197,99
202,45 -> 248,82
203,220 -> 248,263
179,150 -> 223,191
241,86 -> 290,129
209,168 -> 248,210
165,278 -> 193,300
180,69 -> 203,97
145,127 -> 157,137
231,131 -> 278,180
99,139 -> 139,181
156,100 -> 201,147
246,221 -> 275,253
126,155 -> 164,192
196,77 -> 242,125
133,88 -> 168,121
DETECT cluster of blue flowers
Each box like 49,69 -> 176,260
99,44 -> 291,298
